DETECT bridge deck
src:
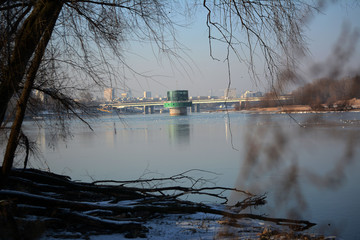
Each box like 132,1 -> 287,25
102,96 -> 291,108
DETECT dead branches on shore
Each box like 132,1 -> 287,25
0,168 -> 316,239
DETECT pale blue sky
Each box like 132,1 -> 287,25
120,1 -> 360,98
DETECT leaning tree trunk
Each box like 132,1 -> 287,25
1,1 -> 63,177
0,0 -> 63,127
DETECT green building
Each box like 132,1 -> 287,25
164,90 -> 192,115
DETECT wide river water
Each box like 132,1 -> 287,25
3,111 -> 360,239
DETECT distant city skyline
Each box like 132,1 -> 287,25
103,87 -> 263,100
110,2 -> 360,98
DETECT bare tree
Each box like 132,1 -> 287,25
0,0 -> 317,176
202,0 -> 316,90
0,0 -> 182,176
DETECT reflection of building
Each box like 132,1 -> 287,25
104,88 -> 114,102
224,88 -> 237,99
32,89 -> 49,103
168,120 -> 190,145
144,91 -> 151,99
33,90 -> 45,102
241,90 -> 262,98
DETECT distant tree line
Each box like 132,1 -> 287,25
292,76 -> 360,110
236,76 -> 360,110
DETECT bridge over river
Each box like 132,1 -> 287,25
100,96 -> 292,114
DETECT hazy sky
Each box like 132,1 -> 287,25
117,1 -> 360,98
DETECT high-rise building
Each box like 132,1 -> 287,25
144,91 -> 151,99
104,88 -> 114,102
224,88 -> 237,99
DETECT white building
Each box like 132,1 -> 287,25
241,90 -> 263,98
104,88 -> 114,102
144,91 -> 151,99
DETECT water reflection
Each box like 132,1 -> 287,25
4,112 -> 359,239
31,121 -> 72,151
103,122 -> 117,147
168,118 -> 190,145
229,112 -> 360,239
37,127 -> 46,152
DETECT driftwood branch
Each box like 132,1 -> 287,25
0,168 -> 317,238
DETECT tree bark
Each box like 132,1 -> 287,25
1,1 -> 63,177
0,0 -> 62,126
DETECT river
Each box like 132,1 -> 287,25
4,111 -> 360,239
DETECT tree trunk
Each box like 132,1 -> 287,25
0,0 -> 63,126
1,1 -> 63,177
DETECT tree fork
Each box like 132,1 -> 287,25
1,1 -> 63,177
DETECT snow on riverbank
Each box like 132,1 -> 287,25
41,212 -> 332,240
42,212 -> 264,239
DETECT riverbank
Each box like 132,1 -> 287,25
243,98 -> 360,114
41,213 -> 334,240
244,105 -> 313,113
0,168 -> 326,240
